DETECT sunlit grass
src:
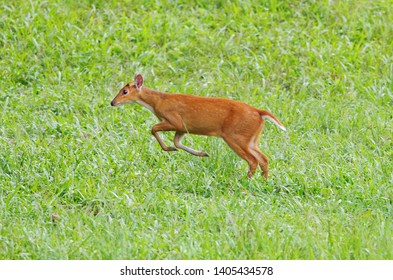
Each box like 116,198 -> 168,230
0,0 -> 392,259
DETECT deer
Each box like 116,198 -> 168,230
111,74 -> 286,179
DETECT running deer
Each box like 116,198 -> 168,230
111,74 -> 286,179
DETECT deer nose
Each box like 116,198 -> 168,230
110,100 -> 114,106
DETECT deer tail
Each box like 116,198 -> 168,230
258,110 -> 286,131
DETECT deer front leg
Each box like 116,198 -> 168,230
151,122 -> 177,152
174,132 -> 209,157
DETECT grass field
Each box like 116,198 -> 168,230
1,0 -> 392,259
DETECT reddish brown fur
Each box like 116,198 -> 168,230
111,74 -> 286,179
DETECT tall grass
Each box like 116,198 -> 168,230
0,0 -> 392,259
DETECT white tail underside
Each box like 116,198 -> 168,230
262,115 -> 287,131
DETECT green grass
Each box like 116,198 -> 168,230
1,0 -> 393,259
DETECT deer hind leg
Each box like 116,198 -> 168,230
248,125 -> 269,180
223,135 -> 259,178
174,132 -> 209,157
249,139 -> 269,180
151,121 -> 177,152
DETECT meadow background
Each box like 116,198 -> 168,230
1,0 -> 392,259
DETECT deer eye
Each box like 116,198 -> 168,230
122,89 -> 128,95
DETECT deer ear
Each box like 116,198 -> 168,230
135,74 -> 143,90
